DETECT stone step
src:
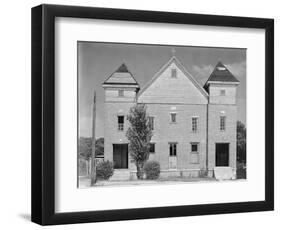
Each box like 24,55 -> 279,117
110,169 -> 130,181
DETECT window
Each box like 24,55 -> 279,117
192,117 -> 198,132
148,116 -> 154,130
118,116 -> 124,131
118,90 -> 124,97
220,116 -> 226,131
170,113 -> 177,123
191,143 -> 198,152
149,143 -> 155,153
169,143 -> 177,156
220,89 -> 226,96
171,68 -> 177,78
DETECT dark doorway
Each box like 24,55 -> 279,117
113,144 -> 128,169
216,143 -> 229,166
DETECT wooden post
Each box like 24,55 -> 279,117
90,91 -> 97,186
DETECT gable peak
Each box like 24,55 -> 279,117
102,62 -> 139,87
116,63 -> 129,73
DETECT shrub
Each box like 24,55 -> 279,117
143,161 -> 160,180
96,160 -> 114,180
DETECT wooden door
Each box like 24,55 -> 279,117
216,143 -> 229,166
113,144 -> 128,169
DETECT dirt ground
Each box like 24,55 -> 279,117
78,175 -> 225,188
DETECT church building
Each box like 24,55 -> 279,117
102,55 -> 239,179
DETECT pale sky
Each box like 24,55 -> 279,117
78,42 -> 246,138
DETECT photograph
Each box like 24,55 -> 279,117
30,3 -> 274,225
77,42 -> 247,188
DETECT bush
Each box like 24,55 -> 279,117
96,160 -> 114,180
143,161 -> 160,180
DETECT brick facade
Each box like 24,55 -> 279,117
102,58 -> 239,178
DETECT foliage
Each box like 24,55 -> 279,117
78,137 -> 104,160
237,121 -> 246,164
96,160 -> 114,180
236,162 -> 246,179
126,104 -> 153,179
143,161 -> 160,179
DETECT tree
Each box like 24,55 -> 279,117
95,138 -> 104,156
78,137 -> 104,160
126,104 -> 153,179
237,121 -> 246,164
79,137 -> 92,161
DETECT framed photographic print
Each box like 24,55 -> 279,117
31,4 -> 274,225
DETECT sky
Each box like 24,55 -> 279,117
78,42 -> 246,138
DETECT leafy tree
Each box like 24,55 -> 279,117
78,137 -> 104,161
237,121 -> 246,164
95,138 -> 104,156
126,104 -> 153,179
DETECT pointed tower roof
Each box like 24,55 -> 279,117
204,62 -> 239,89
103,63 -> 139,86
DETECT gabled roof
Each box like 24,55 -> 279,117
204,62 -> 239,89
137,56 -> 209,99
103,63 -> 139,86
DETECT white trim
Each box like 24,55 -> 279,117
207,81 -> 240,85
102,84 -> 139,89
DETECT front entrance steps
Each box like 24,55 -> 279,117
110,169 -> 131,181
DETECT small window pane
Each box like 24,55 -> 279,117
171,68 -> 177,78
171,113 -> 176,123
118,90 -> 124,97
118,116 -> 124,131
191,143 -> 199,152
220,116 -> 226,131
192,117 -> 198,132
149,143 -> 155,153
220,90 -> 226,96
169,143 -> 177,156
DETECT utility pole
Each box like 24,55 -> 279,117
91,91 -> 97,186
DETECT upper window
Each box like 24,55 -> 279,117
192,117 -> 198,132
148,116 -> 154,130
118,90 -> 124,97
171,68 -> 177,78
169,143 -> 177,156
220,89 -> 226,96
118,116 -> 124,131
170,113 -> 177,123
220,116 -> 226,131
149,143 -> 155,153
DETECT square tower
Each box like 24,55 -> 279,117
204,62 -> 240,176
102,63 -> 139,170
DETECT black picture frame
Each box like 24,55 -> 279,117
31,4 -> 274,225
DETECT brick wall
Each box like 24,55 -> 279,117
145,104 -> 207,170
207,104 -> 237,170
